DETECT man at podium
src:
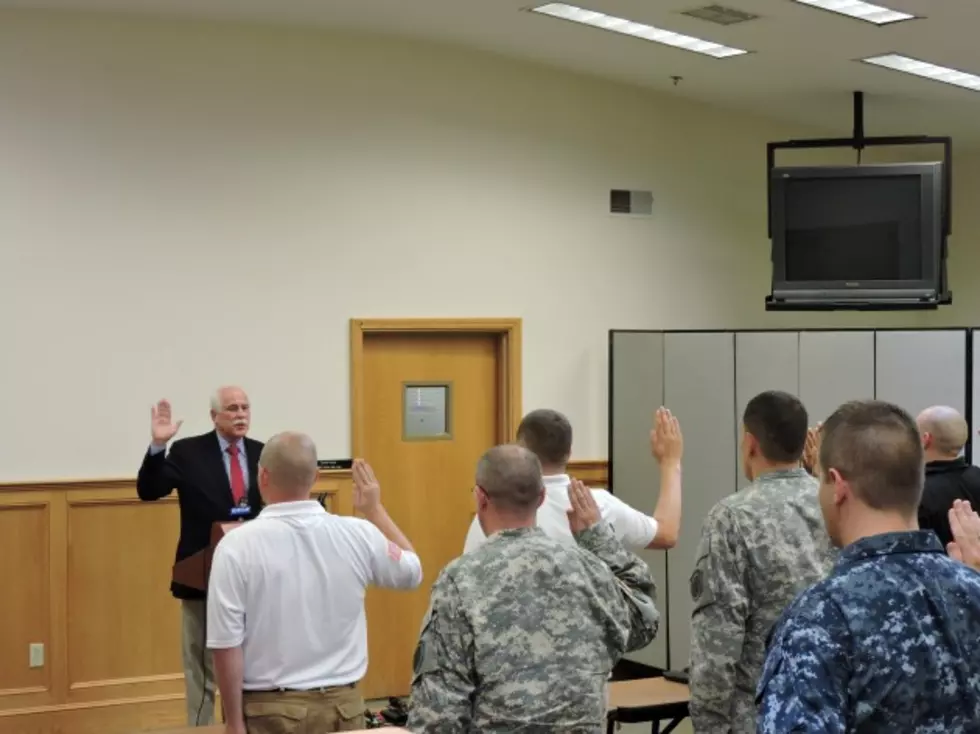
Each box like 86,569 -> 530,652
136,386 -> 264,727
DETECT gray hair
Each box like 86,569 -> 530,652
917,405 -> 968,456
211,386 -> 248,412
475,444 -> 544,512
259,432 -> 318,493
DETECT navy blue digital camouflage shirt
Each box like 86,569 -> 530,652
756,530 -> 980,733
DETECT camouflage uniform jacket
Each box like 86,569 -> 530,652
689,468 -> 835,734
758,530 -> 980,733
406,522 -> 659,733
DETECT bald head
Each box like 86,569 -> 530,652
916,406 -> 968,458
258,432 -> 318,501
475,444 -> 544,514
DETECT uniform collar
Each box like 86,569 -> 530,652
487,526 -> 545,542
754,467 -> 810,484
926,457 -> 968,474
257,500 -> 325,518
837,530 -> 944,568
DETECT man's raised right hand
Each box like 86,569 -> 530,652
151,399 -> 183,445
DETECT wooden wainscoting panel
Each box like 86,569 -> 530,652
567,459 -> 609,487
0,694 -> 185,734
66,493 -> 183,700
0,499 -> 52,699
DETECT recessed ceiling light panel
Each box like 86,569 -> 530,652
530,3 -> 749,58
681,5 -> 760,26
862,54 -> 980,92
792,0 -> 917,25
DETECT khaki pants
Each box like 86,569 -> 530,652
181,599 -> 216,726
242,686 -> 365,734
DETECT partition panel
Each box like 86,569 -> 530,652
875,330 -> 967,424
973,330 -> 980,467
799,331 -> 875,425
735,332 -> 800,490
609,331 -> 668,669
663,332 -> 736,670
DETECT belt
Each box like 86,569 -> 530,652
245,682 -> 356,693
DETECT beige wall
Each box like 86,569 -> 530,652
1,10 -> 977,479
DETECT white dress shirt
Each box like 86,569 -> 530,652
207,500 -> 423,689
463,473 -> 659,553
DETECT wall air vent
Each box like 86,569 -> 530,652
610,189 -> 654,216
681,4 -> 759,25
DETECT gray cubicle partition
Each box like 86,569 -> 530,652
609,332 -> 667,669
799,331 -> 875,425
609,327 -> 973,671
735,332 -> 800,490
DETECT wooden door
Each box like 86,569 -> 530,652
359,331 -> 502,698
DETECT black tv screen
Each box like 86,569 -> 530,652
769,162 -> 944,304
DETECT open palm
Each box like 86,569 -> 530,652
151,399 -> 183,444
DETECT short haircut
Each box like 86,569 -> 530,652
819,400 -> 925,513
259,432 -> 318,493
742,390 -> 809,463
917,406 -> 968,456
475,444 -> 544,512
516,409 -> 572,466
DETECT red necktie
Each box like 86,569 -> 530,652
227,444 -> 246,505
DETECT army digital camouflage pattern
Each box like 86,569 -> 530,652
689,468 -> 835,734
406,522 -> 659,733
757,530 -> 980,733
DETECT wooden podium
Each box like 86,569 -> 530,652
171,521 -> 244,591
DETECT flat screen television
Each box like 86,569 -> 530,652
767,161 -> 946,309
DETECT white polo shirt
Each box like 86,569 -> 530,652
206,501 -> 423,690
463,473 -> 659,553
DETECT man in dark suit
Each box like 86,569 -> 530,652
137,386 -> 264,727
915,405 -> 980,549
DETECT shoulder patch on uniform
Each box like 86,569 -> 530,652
412,609 -> 438,681
690,568 -> 704,603
689,555 -> 717,614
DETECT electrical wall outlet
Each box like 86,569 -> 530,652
29,643 -> 44,668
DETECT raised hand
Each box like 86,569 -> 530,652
802,422 -> 823,475
352,458 -> 382,515
151,399 -> 183,445
947,499 -> 980,572
566,478 -> 601,534
650,407 -> 683,465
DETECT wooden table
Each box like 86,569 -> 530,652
606,677 -> 691,734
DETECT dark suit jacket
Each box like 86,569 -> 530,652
918,457 -> 980,550
137,430 -> 265,600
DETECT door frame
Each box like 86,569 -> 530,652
349,318 -> 523,457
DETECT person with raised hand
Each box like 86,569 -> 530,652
463,407 -> 683,553
208,445 -> 421,734
136,387 -> 264,727
407,445 -> 659,733
757,400 -> 980,732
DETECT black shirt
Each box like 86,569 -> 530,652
918,457 -> 980,549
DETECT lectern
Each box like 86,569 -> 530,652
171,521 -> 244,591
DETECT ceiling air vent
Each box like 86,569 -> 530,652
610,189 -> 654,216
681,4 -> 759,25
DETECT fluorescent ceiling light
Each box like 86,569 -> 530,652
792,0 -> 916,25
862,54 -> 980,92
796,0 -> 916,25
530,3 -> 749,59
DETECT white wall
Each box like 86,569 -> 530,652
1,10 -> 978,480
